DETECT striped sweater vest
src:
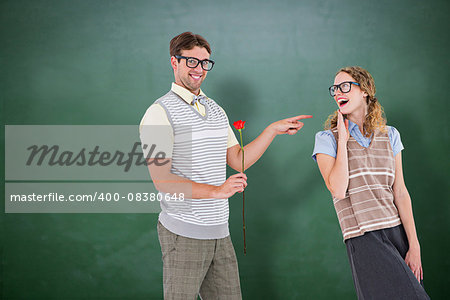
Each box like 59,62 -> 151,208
331,129 -> 401,241
156,91 -> 230,239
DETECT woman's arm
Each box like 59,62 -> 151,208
392,151 -> 423,282
316,111 -> 350,199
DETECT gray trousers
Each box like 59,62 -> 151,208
345,225 -> 430,300
157,222 -> 242,300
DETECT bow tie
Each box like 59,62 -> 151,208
192,95 -> 206,106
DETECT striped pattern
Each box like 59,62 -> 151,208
331,129 -> 401,240
156,91 -> 229,227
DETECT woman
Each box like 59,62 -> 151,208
313,66 -> 430,299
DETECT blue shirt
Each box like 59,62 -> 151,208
312,120 -> 404,161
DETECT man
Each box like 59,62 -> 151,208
140,32 -> 312,299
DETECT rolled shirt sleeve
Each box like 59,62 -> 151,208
227,125 -> 239,148
139,103 -> 174,158
388,126 -> 404,157
218,106 -> 239,148
312,130 -> 337,161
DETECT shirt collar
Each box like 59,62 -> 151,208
171,83 -> 207,105
347,119 -> 358,133
347,119 -> 372,139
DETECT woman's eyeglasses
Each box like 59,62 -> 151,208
329,81 -> 360,97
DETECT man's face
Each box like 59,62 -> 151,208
171,46 -> 210,95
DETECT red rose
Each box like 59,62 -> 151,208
233,119 -> 247,254
233,120 -> 246,130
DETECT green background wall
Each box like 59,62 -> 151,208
1,0 -> 449,298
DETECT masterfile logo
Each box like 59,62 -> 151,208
4,125 -> 191,213
5,125 -> 174,180
25,142 -> 168,172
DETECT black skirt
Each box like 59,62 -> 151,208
345,225 -> 430,300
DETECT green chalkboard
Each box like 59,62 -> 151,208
1,0 -> 449,299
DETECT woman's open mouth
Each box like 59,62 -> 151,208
337,98 -> 349,107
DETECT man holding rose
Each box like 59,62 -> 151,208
139,31 -> 311,299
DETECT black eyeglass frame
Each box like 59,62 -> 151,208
174,55 -> 215,71
329,81 -> 360,97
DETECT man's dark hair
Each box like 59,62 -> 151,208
170,32 -> 211,58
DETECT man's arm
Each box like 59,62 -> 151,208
227,115 -> 312,171
147,158 -> 247,199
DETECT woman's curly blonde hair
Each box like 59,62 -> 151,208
324,66 -> 387,137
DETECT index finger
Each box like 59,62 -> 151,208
286,115 -> 313,122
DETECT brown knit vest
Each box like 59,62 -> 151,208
331,128 -> 401,240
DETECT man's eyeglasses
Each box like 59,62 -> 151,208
329,81 -> 360,97
175,55 -> 215,71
